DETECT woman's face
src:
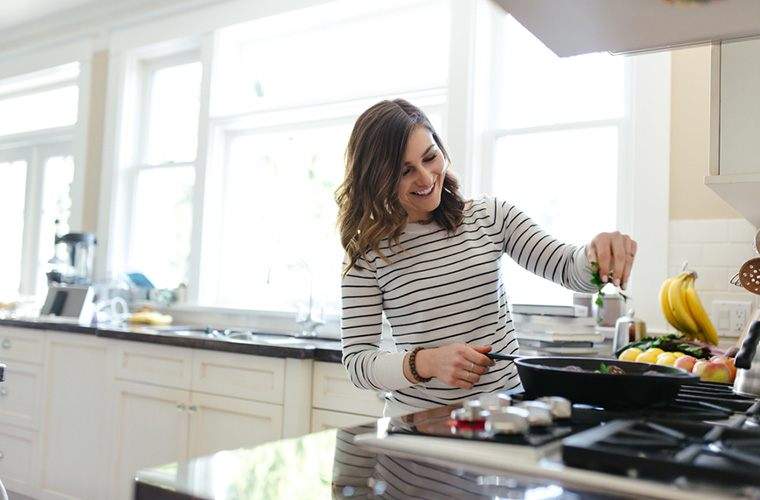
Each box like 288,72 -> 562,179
396,126 -> 447,223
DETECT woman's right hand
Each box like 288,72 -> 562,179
416,344 -> 493,389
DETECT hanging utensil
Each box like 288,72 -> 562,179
730,229 -> 760,295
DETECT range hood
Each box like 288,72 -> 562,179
494,0 -> 760,57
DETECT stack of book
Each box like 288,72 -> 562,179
510,304 -> 603,356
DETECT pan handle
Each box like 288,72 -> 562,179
487,353 -> 519,362
735,319 -> 760,370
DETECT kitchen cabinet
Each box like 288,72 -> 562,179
705,38 -> 760,227
312,361 -> 385,419
0,361 -> 44,430
111,381 -> 190,500
40,333 -> 110,500
0,426 -> 38,496
188,392 -> 283,458
310,409 -> 375,433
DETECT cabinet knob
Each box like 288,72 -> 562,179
0,451 -> 4,460
176,404 -> 186,411
0,388 -> 7,397
1,339 -> 11,349
188,405 -> 198,412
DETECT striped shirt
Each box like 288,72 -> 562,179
340,196 -> 597,414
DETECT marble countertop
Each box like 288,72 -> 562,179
133,421 -> 618,500
0,317 -> 342,362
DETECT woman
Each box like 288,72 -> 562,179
335,99 -> 636,416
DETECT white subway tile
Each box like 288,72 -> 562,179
669,220 -> 702,243
695,220 -> 731,242
668,244 -> 703,268
728,219 -> 758,243
693,266 -> 728,291
702,243 -> 753,268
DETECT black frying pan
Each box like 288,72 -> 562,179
488,353 -> 699,407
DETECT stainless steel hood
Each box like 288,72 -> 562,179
494,0 -> 760,57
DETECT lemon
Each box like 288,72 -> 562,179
672,352 -> 686,358
656,352 -> 678,367
644,347 -> 664,356
636,351 -> 660,364
618,347 -> 643,362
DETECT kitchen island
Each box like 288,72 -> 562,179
133,416 -> 739,500
134,422 -> 618,500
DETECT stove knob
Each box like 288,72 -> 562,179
477,392 -> 512,412
484,409 -> 529,435
515,401 -> 554,427
537,396 -> 572,419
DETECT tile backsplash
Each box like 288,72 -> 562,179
669,218 -> 759,339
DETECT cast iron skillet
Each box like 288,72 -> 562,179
488,353 -> 699,407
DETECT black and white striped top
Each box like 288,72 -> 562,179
340,196 -> 596,414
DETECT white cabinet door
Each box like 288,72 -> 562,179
0,426 -> 39,498
310,409 -> 375,433
40,334 -> 109,500
188,392 -> 283,458
111,381 -> 190,500
0,361 -> 43,430
312,362 -> 385,417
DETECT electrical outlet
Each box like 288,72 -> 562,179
712,300 -> 753,336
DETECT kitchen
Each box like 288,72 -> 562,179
1,0 -> 760,499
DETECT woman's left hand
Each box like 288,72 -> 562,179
586,231 -> 637,290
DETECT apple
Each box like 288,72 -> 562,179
725,357 -> 737,382
700,361 -> 732,383
692,360 -> 710,377
674,355 -> 697,373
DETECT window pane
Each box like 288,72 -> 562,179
128,167 -> 195,288
212,122 -> 351,313
145,62 -> 202,164
498,16 -> 624,129
0,160 -> 27,297
37,155 -> 75,293
0,86 -> 78,137
212,1 -> 450,115
493,127 -> 618,305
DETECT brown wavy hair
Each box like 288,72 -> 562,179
335,99 -> 466,275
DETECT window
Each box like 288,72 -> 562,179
491,16 -> 626,305
123,55 -> 202,289
114,0 -> 450,320
201,1 -> 450,314
0,63 -> 79,298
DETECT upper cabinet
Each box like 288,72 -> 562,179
494,0 -> 760,57
705,37 -> 760,228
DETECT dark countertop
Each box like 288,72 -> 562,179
133,421 -> 619,500
0,317 -> 342,362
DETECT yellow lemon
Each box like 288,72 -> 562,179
644,347 -> 664,357
618,348 -> 643,362
672,352 -> 686,358
656,352 -> 678,367
636,351 -> 660,364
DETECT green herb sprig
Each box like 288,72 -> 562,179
589,261 -> 628,308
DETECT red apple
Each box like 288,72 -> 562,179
692,360 -> 709,377
674,355 -> 697,373
724,358 -> 737,382
700,361 -> 732,383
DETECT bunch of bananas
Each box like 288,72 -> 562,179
659,271 -> 718,345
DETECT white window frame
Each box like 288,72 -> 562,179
0,53 -> 88,297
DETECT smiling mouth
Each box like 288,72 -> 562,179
412,183 -> 435,197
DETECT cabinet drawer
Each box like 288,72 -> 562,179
0,361 -> 43,429
192,351 -> 285,404
311,409 -> 375,433
0,328 -> 44,364
312,362 -> 385,417
0,427 -> 38,495
114,342 -> 192,390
